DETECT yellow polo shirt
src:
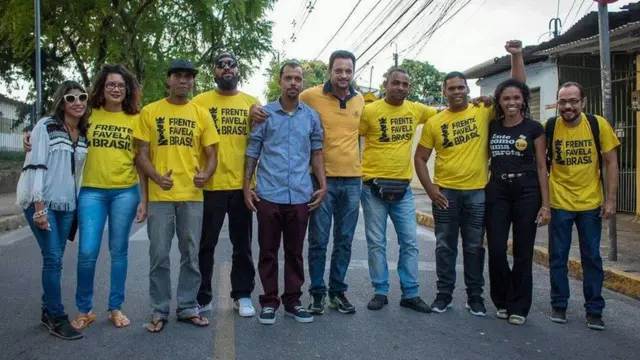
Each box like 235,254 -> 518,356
300,83 -> 364,177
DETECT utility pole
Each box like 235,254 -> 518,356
34,0 -> 42,123
596,0 -> 617,261
369,66 -> 374,90
549,18 -> 562,37
391,42 -> 398,67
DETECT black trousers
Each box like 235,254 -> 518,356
197,190 -> 255,305
485,173 -> 541,317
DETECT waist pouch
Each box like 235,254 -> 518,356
369,178 -> 410,202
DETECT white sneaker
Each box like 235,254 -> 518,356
234,297 -> 256,317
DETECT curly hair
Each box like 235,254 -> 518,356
49,80 -> 90,136
90,64 -> 141,115
493,78 -> 531,120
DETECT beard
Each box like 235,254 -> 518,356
215,75 -> 239,90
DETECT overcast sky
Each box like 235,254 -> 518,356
2,0 -> 636,103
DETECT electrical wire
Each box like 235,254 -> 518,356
313,0 -> 364,60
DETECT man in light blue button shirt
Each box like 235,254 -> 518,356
243,61 -> 327,325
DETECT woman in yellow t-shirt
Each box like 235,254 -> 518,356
71,65 -> 147,330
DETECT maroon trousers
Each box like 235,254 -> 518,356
256,198 -> 309,311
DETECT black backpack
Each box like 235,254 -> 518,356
545,113 -> 604,188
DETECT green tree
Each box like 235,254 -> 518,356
0,0 -> 275,127
264,58 -> 328,102
387,59 -> 445,103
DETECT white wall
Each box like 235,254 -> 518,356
0,100 -> 20,133
476,59 -> 559,121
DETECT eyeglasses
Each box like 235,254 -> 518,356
215,59 -> 238,69
557,98 -> 582,107
105,82 -> 126,91
63,93 -> 89,103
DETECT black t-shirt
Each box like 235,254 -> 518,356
488,118 -> 544,174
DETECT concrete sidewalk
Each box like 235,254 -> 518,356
413,186 -> 640,300
0,193 -> 25,234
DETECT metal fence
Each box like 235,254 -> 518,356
558,54 -> 637,213
0,132 -> 23,152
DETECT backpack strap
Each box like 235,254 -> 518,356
545,116 -> 557,173
585,113 -> 605,192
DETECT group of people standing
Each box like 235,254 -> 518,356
17,38 -> 618,341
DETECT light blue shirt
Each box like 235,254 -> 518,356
246,98 -> 323,205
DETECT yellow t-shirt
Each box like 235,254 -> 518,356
192,90 -> 260,190
82,108 -> 138,189
300,85 -> 365,177
359,99 -> 437,181
133,99 -> 220,202
419,104 -> 494,190
546,113 -> 620,211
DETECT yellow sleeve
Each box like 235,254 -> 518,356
299,89 -> 312,107
418,119 -> 435,149
358,104 -> 370,136
133,106 -> 151,142
200,109 -> 220,147
597,116 -> 620,153
416,103 -> 438,125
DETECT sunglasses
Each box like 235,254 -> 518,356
63,93 -> 89,103
215,59 -> 238,69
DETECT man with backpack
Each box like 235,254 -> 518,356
545,82 -> 619,331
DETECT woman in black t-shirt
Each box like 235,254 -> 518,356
485,79 -> 550,325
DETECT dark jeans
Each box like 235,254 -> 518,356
549,208 -> 605,315
257,198 -> 309,310
485,174 -> 541,317
198,190 -> 255,305
432,188 -> 485,298
307,176 -> 361,297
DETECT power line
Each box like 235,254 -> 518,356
351,0 -> 407,53
290,0 -> 318,43
561,0 -> 579,31
345,0 -> 384,48
569,0 -> 588,28
313,0 -> 364,60
355,0 -> 422,61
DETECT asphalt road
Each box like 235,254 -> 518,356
0,208 -> 639,360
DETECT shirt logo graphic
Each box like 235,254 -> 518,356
554,138 -> 564,165
377,117 -> 390,142
155,116 -> 168,146
440,123 -> 453,148
208,107 -> 220,132
515,136 -> 527,151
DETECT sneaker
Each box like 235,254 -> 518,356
496,309 -> 508,319
41,309 -> 52,331
550,307 -> 567,323
329,293 -> 356,314
258,307 -> 276,325
367,294 -> 388,311
508,314 -> 526,325
49,315 -> 83,340
465,296 -> 486,316
586,313 -> 605,331
233,298 -> 255,317
197,302 -> 213,314
308,294 -> 326,315
400,297 -> 432,313
431,294 -> 453,313
285,306 -> 314,323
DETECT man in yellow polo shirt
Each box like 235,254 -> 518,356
134,60 -> 220,332
414,41 -> 525,317
360,67 -> 436,313
251,50 -> 364,314
192,52 -> 260,317
546,81 -> 619,331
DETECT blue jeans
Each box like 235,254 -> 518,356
307,176 -> 361,297
432,188 -> 486,298
76,185 -> 140,313
549,208 -> 605,315
25,205 -> 76,318
361,184 -> 419,299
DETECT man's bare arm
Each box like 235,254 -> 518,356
414,145 -> 435,191
243,156 -> 259,189
202,144 -> 218,180
135,139 -> 161,183
603,150 -> 618,203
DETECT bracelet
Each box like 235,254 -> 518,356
33,208 -> 48,220
541,207 -> 550,212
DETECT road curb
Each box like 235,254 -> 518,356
0,214 -> 26,235
416,210 -> 640,301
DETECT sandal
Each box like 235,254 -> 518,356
177,314 -> 209,327
146,316 -> 166,333
109,311 -> 131,328
71,312 -> 97,330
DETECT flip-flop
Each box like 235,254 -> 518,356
71,313 -> 97,330
177,315 -> 209,327
146,317 -> 166,333
110,311 -> 131,328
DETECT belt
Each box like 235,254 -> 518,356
496,172 -> 527,180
